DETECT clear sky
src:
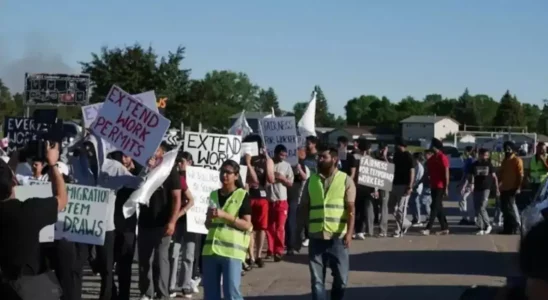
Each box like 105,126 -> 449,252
1,0 -> 547,116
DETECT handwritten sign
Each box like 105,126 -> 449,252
81,91 -> 159,129
14,185 -> 55,243
57,184 -> 115,245
3,117 -> 50,153
259,117 -> 298,165
91,85 -> 171,166
242,142 -> 259,157
185,166 -> 248,234
357,156 -> 395,191
184,132 -> 242,170
27,179 -> 50,186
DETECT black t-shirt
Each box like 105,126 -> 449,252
139,166 -> 182,228
393,150 -> 414,185
114,168 -> 139,232
469,160 -> 495,191
341,152 -> 357,176
247,156 -> 267,199
0,197 -> 58,278
215,189 -> 252,218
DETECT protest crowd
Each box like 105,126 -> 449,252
0,84 -> 548,300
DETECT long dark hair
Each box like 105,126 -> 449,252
220,160 -> 244,189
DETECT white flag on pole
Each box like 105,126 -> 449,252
297,90 -> 317,138
228,110 -> 253,138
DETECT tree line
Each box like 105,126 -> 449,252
1,44 -> 547,135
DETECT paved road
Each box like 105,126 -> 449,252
82,202 -> 520,299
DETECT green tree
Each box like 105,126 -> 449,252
493,90 -> 524,127
395,96 -> 423,121
369,96 -> 398,127
454,88 -> 480,126
183,71 -> 261,132
0,79 -> 11,102
537,101 -> 548,135
522,103 -> 541,132
257,87 -> 281,116
344,95 -> 380,126
471,94 -> 499,128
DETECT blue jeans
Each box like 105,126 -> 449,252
411,192 -> 432,223
202,255 -> 243,300
308,238 -> 349,300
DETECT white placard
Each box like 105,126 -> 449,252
14,185 -> 55,243
58,184 -> 115,245
81,91 -> 159,129
259,116 -> 298,165
91,85 -> 171,167
186,166 -> 248,234
184,132 -> 242,170
241,142 -> 259,157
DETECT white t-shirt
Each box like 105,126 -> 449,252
267,160 -> 294,201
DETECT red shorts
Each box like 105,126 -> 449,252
251,198 -> 269,230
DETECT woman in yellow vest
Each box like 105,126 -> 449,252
202,160 -> 253,300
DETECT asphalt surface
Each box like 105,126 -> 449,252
82,201 -> 520,300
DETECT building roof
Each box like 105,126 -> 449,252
400,115 -> 460,125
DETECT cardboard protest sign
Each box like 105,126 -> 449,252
184,132 -> 242,170
91,85 -> 171,167
358,156 -> 395,191
56,184 -> 115,245
185,165 -> 248,234
3,117 -> 50,153
241,142 -> 259,157
27,179 -> 50,186
14,185 -> 55,243
81,91 -> 159,129
259,117 -> 298,165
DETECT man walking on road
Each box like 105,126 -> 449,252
296,146 -> 356,300
498,141 -> 523,235
421,138 -> 450,236
389,138 -> 414,238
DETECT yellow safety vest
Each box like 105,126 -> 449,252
308,171 -> 348,235
530,156 -> 548,184
202,189 -> 251,261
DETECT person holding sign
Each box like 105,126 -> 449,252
68,134 -> 143,300
0,141 -> 67,300
296,146 -> 356,300
202,160 -> 252,300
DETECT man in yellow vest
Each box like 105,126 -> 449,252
529,142 -> 548,198
296,146 -> 356,300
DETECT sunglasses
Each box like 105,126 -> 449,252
221,169 -> 236,175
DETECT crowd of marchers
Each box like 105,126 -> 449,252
0,131 -> 545,300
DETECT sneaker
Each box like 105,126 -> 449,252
274,254 -> 282,262
412,222 -> 424,227
420,229 -> 430,236
377,232 -> 387,238
191,277 -> 201,293
355,233 -> 366,240
391,232 -> 402,238
182,288 -> 194,298
475,230 -> 485,235
140,296 -> 152,300
485,225 -> 493,234
436,229 -> 450,235
302,239 -> 309,247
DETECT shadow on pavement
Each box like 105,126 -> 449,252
284,250 -> 518,277
244,285 -> 500,300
